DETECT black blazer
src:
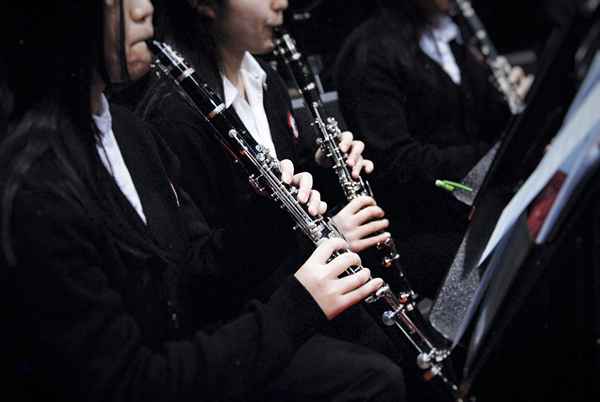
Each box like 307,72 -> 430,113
131,52 -> 409,365
1,105 -> 326,402
137,55 -> 318,301
335,10 -> 510,295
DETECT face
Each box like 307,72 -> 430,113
104,0 -> 155,83
214,0 -> 288,55
418,0 -> 451,16
434,0 -> 451,13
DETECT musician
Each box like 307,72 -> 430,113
1,1 -> 405,401
132,0 -> 411,359
335,0 -> 522,297
136,0 -> 393,254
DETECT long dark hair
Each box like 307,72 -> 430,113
0,1 -> 107,264
153,0 -> 226,90
0,62 -> 11,139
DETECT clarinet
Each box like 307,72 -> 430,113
147,40 -> 457,394
272,28 -> 416,297
271,29 -> 457,390
453,0 -> 525,114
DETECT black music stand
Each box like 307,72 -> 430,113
430,7 -> 592,341
429,6 -> 600,401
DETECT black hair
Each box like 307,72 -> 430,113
0,1 -> 108,264
0,62 -> 11,139
152,0 -> 226,87
377,0 -> 441,47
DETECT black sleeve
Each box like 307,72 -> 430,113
10,187 -> 326,402
338,45 -> 491,184
177,184 -> 311,297
144,90 -> 306,292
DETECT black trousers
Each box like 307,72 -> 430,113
264,334 -> 406,402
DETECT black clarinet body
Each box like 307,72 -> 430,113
148,40 -> 458,395
453,0 -> 526,114
270,32 -> 460,392
272,29 -> 414,292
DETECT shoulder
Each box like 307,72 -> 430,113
343,13 -> 410,55
110,102 -> 182,179
139,77 -> 210,142
7,148 -> 88,210
131,72 -> 195,126
337,13 -> 412,82
3,152 -> 96,263
111,103 -> 160,150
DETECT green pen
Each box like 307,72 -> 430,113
435,180 -> 474,193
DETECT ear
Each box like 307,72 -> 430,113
188,0 -> 218,19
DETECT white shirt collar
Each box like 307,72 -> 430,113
432,16 -> 460,44
419,17 -> 461,56
221,52 -> 277,159
419,16 -> 463,85
222,52 -> 267,108
92,94 -> 112,137
92,93 -> 148,224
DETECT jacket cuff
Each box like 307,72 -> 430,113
267,276 -> 328,348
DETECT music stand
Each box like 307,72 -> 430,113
429,6 -> 600,399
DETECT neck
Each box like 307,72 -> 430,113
430,12 -> 448,28
219,45 -> 245,88
91,76 -> 106,115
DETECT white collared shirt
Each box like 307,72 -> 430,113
419,16 -> 462,85
93,94 -> 147,224
222,52 -> 278,159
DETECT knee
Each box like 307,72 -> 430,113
361,355 -> 407,402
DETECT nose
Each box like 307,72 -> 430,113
132,0 -> 154,22
272,0 -> 288,13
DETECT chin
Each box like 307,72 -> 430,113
437,0 -> 451,12
128,61 -> 152,81
253,41 -> 275,55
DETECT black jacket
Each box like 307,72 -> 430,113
2,105 -> 327,402
335,10 -> 510,296
133,53 -> 405,362
136,56 -> 318,302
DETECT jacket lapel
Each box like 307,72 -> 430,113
110,105 -> 187,258
263,72 -> 296,161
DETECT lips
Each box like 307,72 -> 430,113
266,23 -> 283,39
128,40 -> 153,68
133,24 -> 154,48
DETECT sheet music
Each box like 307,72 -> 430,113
536,121 -> 600,242
478,80 -> 600,266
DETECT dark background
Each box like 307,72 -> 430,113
280,3 -> 600,401
286,0 -> 578,53
282,0 -> 583,91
